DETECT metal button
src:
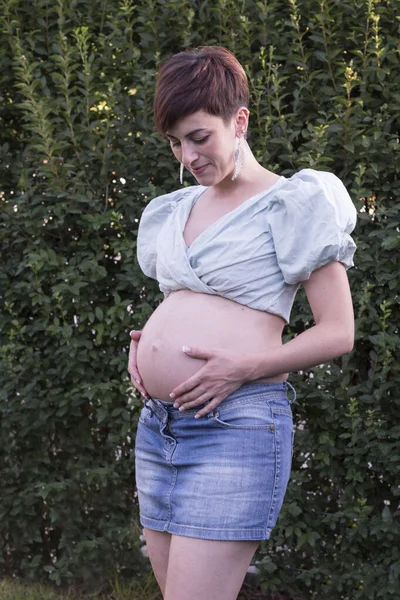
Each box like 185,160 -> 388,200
269,424 -> 275,431
213,410 -> 219,418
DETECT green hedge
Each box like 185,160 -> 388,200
0,0 -> 399,597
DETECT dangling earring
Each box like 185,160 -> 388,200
179,162 -> 184,185
232,134 -> 245,181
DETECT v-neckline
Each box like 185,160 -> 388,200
183,176 -> 286,251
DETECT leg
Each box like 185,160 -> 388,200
164,535 -> 259,600
143,527 -> 172,596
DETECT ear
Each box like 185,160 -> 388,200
235,106 -> 249,135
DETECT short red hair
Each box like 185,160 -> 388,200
153,46 -> 249,134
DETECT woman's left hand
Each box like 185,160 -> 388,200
169,345 -> 252,418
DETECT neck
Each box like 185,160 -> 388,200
212,140 -> 276,198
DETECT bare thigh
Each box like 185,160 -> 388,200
164,535 -> 259,600
143,527 -> 171,596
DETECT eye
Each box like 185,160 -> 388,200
194,136 -> 209,144
169,136 -> 209,148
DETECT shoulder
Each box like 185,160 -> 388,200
270,168 -> 357,224
267,169 -> 357,284
282,168 -> 354,205
136,185 -> 205,279
140,185 -> 204,221
287,167 -> 345,186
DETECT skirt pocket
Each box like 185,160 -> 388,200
208,397 -> 275,430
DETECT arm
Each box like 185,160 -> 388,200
169,261 -> 355,417
245,261 -> 355,380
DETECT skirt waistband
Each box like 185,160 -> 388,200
143,380 -> 296,423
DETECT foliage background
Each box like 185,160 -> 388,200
0,0 -> 399,598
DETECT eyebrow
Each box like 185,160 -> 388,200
165,128 -> 209,140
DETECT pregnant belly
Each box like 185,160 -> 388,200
136,290 -> 288,401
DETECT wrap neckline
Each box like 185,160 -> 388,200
182,176 -> 287,252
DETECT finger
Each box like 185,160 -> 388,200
174,386 -> 209,407
129,375 -> 150,399
182,345 -> 214,361
134,385 -> 150,401
129,363 -> 141,384
131,378 -> 146,395
195,397 -> 223,419
128,340 -> 140,383
130,338 -> 139,360
130,330 -> 142,341
128,363 -> 142,384
129,338 -> 138,355
176,391 -> 213,411
169,376 -> 201,401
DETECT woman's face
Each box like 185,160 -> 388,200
165,110 -> 244,186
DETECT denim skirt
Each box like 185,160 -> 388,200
134,381 -> 296,541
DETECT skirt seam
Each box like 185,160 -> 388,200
140,515 -> 272,540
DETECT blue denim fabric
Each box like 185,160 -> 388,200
134,381 -> 296,541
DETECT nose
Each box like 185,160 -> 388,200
181,142 -> 200,167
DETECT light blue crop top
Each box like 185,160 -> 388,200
136,168 -> 357,324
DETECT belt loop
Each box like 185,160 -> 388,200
143,399 -> 154,418
285,381 -> 297,404
145,397 -> 168,423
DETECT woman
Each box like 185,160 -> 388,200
128,46 -> 357,600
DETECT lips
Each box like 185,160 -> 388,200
191,164 -> 209,175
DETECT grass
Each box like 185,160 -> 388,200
0,573 -> 162,600
0,574 -> 297,600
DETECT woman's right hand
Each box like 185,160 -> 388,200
128,330 -> 150,401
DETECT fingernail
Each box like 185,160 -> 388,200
136,378 -> 141,385
195,414 -> 200,419
182,346 -> 191,353
173,403 -> 179,409
179,406 -> 185,412
169,393 -> 176,399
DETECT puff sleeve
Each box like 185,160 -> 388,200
136,188 -> 190,279
267,169 -> 357,285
